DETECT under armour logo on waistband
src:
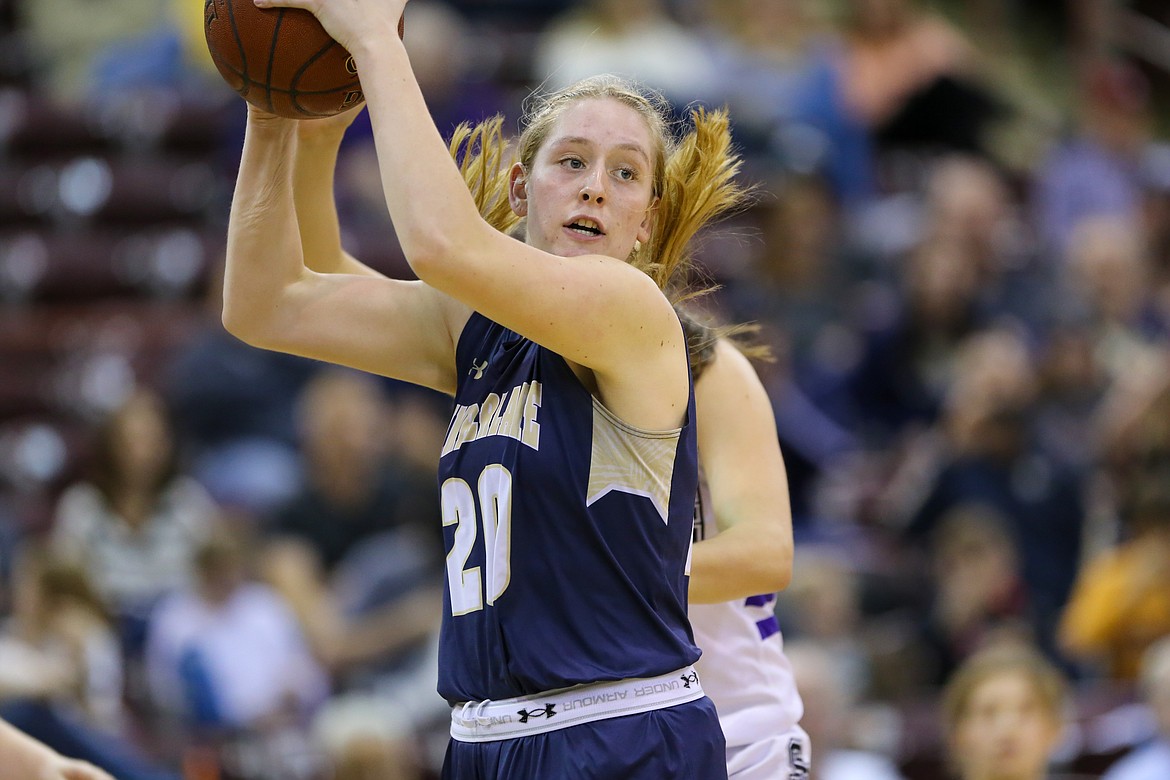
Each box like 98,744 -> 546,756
517,704 -> 556,723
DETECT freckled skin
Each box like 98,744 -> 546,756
517,98 -> 657,263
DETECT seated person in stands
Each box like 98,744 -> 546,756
942,642 -> 1067,780
50,388 -> 216,658
260,369 -> 445,683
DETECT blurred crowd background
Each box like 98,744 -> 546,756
1,0 -> 1170,779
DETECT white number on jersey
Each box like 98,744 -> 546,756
442,465 -> 514,615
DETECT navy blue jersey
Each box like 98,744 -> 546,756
437,312 -> 701,703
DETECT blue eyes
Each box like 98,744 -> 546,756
560,157 -> 639,181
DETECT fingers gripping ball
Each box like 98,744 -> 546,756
204,0 -> 405,118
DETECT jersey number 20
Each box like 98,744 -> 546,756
442,465 -> 513,615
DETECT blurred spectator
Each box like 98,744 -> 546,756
918,155 -> 1045,328
401,1 -> 516,135
915,504 -> 1032,687
533,0 -> 719,108
0,545 -> 175,780
842,233 -> 985,442
0,545 -> 123,735
1034,58 -> 1156,260
786,638 -> 906,780
941,642 -> 1069,780
1063,216 -> 1168,380
776,550 -> 873,700
838,0 -> 1002,158
1059,463 -> 1170,681
145,526 -> 327,779
164,265 -> 318,517
16,0 -> 220,106
1102,634 -> 1170,780
260,369 -> 443,683
49,388 -> 216,659
891,329 -> 1086,666
258,369 -> 446,778
16,0 -> 167,104
692,0 -> 877,204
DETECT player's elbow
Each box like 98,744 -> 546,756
221,297 -> 281,351
400,228 -> 457,283
221,299 -> 263,346
760,525 -> 794,593
400,217 -> 491,289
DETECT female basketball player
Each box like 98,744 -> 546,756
1,719 -> 115,780
291,107 -> 806,780
225,0 -> 746,775
682,314 -> 810,780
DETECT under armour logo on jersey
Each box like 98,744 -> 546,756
517,704 -> 556,723
680,671 -> 699,689
469,359 -> 489,379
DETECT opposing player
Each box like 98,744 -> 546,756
223,0 -> 748,774
683,314 -> 809,780
1,718 -> 115,780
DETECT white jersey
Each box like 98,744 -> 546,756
690,486 -> 804,750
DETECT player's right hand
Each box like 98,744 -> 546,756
253,0 -> 408,60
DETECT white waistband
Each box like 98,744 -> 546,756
449,666 -> 705,743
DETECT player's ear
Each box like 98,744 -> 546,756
509,163 -> 528,217
637,195 -> 658,244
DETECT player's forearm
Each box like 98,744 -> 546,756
293,131 -> 384,278
349,40 -> 492,284
222,115 -> 309,342
689,518 -> 793,604
293,129 -> 349,275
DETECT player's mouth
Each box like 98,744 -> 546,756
565,216 -> 606,237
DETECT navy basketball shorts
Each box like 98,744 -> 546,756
442,697 -> 728,780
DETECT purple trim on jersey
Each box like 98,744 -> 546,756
744,593 -> 776,608
756,616 -> 780,641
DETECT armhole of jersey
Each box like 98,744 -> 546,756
452,311 -> 488,391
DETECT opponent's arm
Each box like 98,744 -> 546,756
1,718 -> 114,780
689,339 -> 794,604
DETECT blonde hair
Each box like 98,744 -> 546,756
448,74 -> 749,296
942,644 -> 1067,736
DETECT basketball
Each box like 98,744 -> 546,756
203,0 -> 405,119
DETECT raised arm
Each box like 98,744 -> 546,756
222,106 -> 461,393
293,109 -> 388,279
690,339 -> 794,604
254,0 -> 688,423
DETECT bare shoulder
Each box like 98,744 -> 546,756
698,338 -> 763,394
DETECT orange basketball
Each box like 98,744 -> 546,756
204,0 -> 404,119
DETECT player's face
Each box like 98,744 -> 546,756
515,97 -> 657,261
950,671 -> 1062,780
